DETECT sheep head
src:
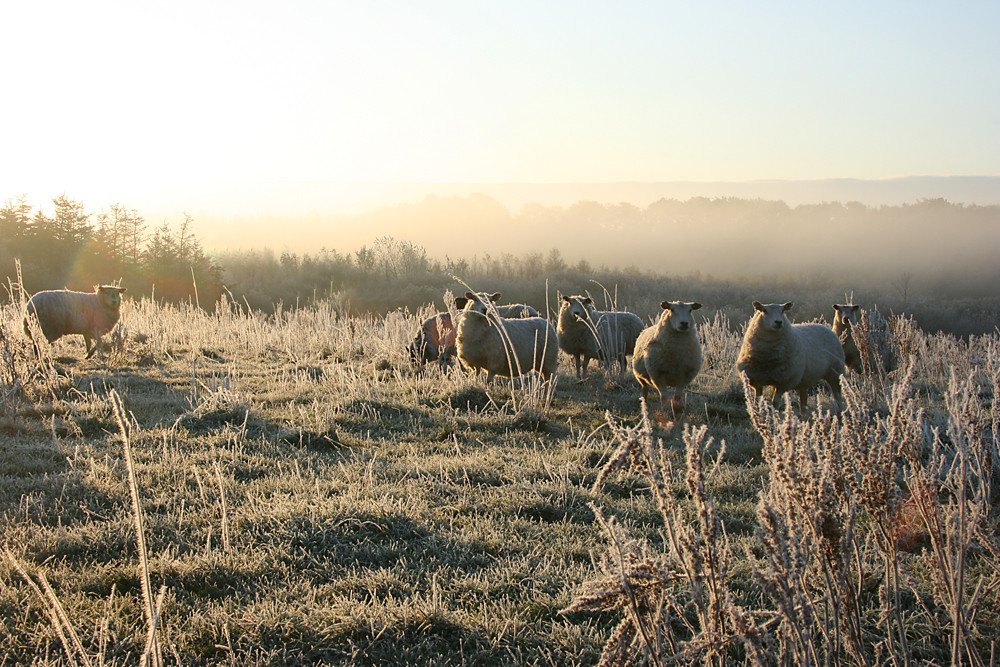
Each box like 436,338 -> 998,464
659,301 -> 701,333
752,301 -> 793,332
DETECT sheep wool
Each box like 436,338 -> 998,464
632,301 -> 703,410
736,301 -> 845,412
495,303 -> 539,318
24,285 -> 126,358
457,292 -> 558,381
557,295 -> 644,379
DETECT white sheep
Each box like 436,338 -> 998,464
736,301 -> 845,412
456,291 -> 559,381
24,285 -> 127,358
457,292 -> 538,319
832,303 -> 862,374
495,303 -> 539,318
632,301 -> 703,413
557,295 -> 644,379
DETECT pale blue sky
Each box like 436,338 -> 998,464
3,1 -> 998,213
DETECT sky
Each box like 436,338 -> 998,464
3,0 -> 999,218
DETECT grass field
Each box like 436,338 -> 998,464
1,291 -> 997,666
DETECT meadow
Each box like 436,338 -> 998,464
0,283 -> 998,666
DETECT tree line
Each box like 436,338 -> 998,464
3,194 -> 998,336
0,195 -> 223,306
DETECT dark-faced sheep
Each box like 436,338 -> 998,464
456,291 -> 558,381
408,296 -> 469,367
832,303 -> 862,373
557,295 -> 644,380
736,301 -> 845,413
632,301 -> 703,413
24,285 -> 127,358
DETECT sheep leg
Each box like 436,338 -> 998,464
797,388 -> 810,416
668,388 -> 683,418
771,388 -> 787,409
84,334 -> 96,358
826,373 -> 845,411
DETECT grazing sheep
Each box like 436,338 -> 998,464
408,296 -> 469,367
632,301 -> 703,413
24,285 -> 127,358
557,295 -> 644,379
832,303 -> 862,373
736,301 -> 845,413
456,291 -> 559,381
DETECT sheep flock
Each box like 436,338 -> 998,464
19,281 -> 892,417
408,289 -> 883,417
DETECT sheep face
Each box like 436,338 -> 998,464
98,286 -> 126,310
462,292 -> 501,320
659,301 -> 702,333
752,301 -> 793,332
833,304 -> 860,330
559,295 -> 594,324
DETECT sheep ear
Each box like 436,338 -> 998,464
691,302 -> 702,310
583,297 -> 592,305
660,301 -> 671,310
783,302 -> 794,311
465,292 -> 475,300
561,295 -> 571,303
833,304 -> 842,311
454,297 -> 468,309
490,292 -> 501,302
119,287 -> 127,294
752,301 -> 764,312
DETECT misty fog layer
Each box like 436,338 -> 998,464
202,194 -> 1000,294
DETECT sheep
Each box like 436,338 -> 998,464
495,303 -> 539,318
632,301 -> 703,413
408,296 -> 469,367
736,301 -> 845,413
557,295 -> 644,379
24,285 -> 127,358
408,294 -> 537,367
409,312 -> 459,366
456,291 -> 559,381
832,303 -> 862,373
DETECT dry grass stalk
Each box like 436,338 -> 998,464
745,380 -> 868,665
902,368 -> 996,666
213,460 -> 232,552
3,549 -> 94,667
571,404 -> 767,666
743,332 -> 1000,666
110,389 -> 163,667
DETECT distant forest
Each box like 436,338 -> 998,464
2,194 -> 999,336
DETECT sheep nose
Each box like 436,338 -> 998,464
774,320 -> 783,328
678,322 -> 689,330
